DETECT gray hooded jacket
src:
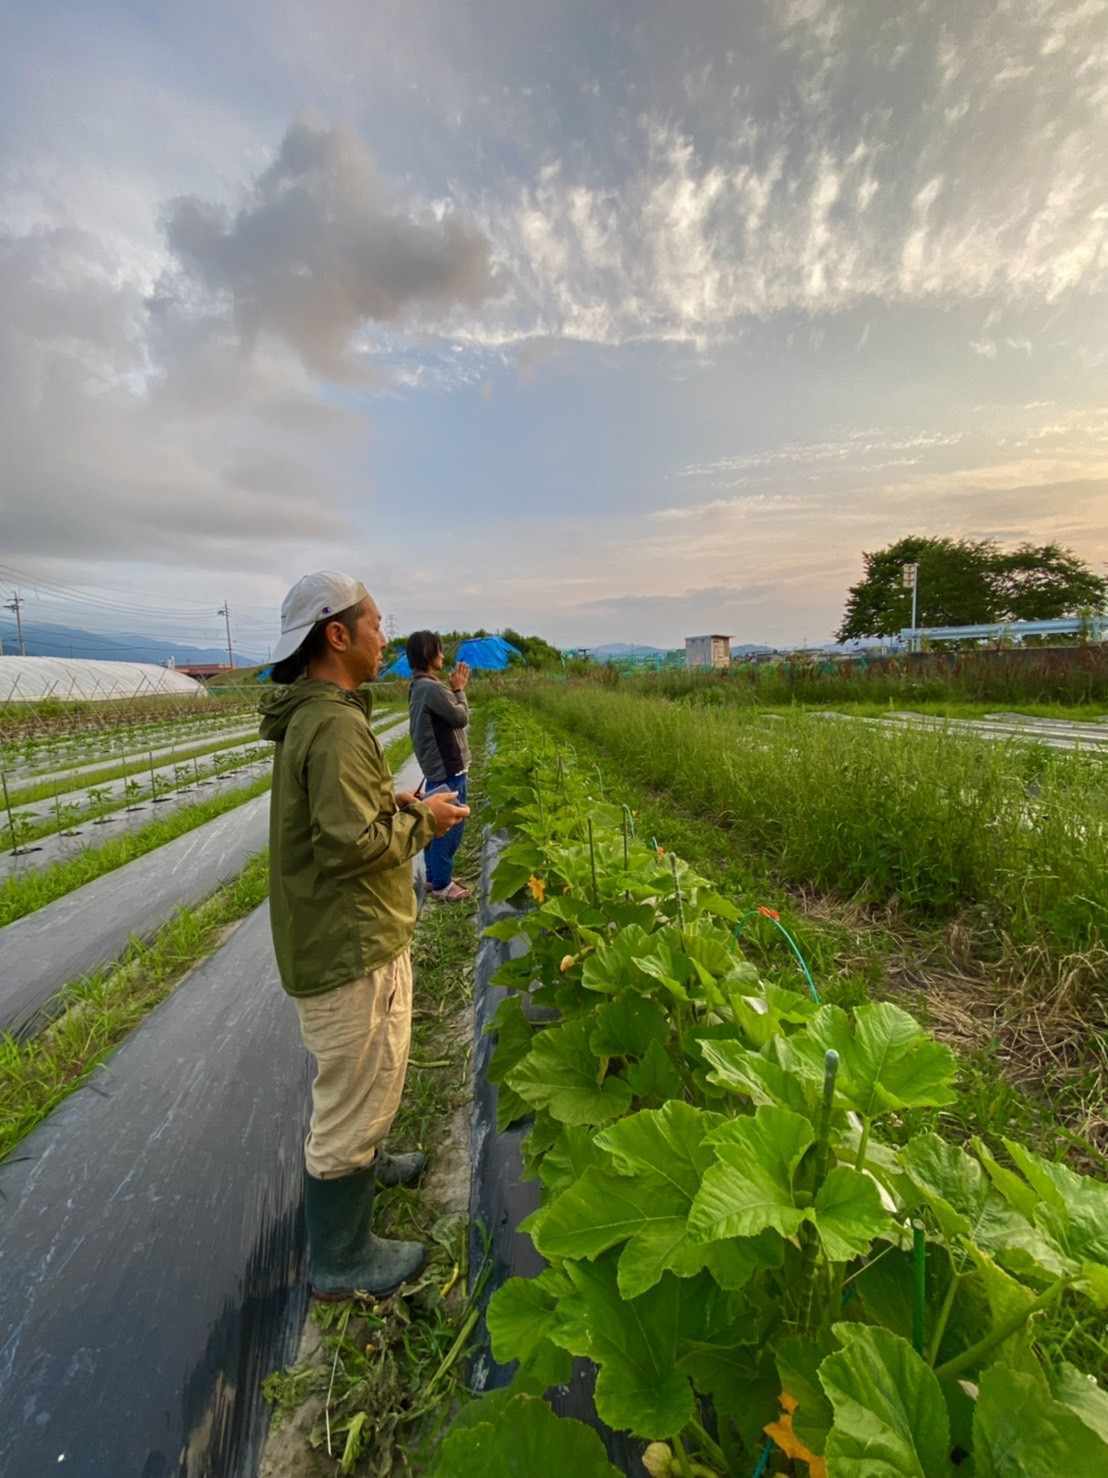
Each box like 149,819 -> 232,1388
408,674 -> 470,783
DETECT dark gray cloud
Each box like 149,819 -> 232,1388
162,121 -> 499,377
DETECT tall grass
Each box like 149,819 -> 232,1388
616,645 -> 1108,709
515,682 -> 1108,956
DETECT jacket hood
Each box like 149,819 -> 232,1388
258,679 -> 370,741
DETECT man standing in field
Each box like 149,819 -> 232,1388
260,572 -> 469,1299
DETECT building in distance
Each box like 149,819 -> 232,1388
685,634 -> 732,669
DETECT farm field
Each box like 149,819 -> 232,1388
5,681 -> 1108,1478
426,698 -> 1108,1476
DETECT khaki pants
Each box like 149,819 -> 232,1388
294,949 -> 413,1180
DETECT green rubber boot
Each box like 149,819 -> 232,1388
373,1149 -> 427,1187
304,1167 -> 427,1301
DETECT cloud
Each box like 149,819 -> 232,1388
161,121 -> 499,378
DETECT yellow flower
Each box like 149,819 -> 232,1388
764,1392 -> 827,1477
559,954 -> 576,973
527,875 -> 546,904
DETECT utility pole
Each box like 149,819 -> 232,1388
385,613 -> 398,642
4,591 -> 26,656
217,601 -> 234,670
902,563 -> 920,650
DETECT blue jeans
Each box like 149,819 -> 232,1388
423,773 -> 468,891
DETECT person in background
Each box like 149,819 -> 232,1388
260,573 -> 469,1300
405,630 -> 471,902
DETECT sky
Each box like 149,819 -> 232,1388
2,0 -> 1107,656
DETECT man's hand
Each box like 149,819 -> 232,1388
395,789 -> 419,808
422,789 -> 471,836
449,661 -> 471,693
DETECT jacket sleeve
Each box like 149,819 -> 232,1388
305,713 -> 436,879
420,681 -> 469,729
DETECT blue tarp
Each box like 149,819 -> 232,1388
383,636 -> 521,680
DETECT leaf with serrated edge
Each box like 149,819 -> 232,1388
506,1018 -> 632,1125
781,1002 -> 957,1119
820,1323 -> 953,1477
973,1366 -> 1108,1477
811,1166 -> 892,1261
435,1393 -> 625,1477
588,997 -> 668,1059
1052,1363 -> 1108,1445
540,1103 -> 773,1297
700,1038 -> 813,1115
689,1106 -> 814,1244
486,1277 -> 561,1366
553,1257 -> 696,1438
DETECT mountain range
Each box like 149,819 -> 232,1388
0,619 -> 263,668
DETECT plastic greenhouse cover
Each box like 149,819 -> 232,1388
0,656 -> 208,703
0,903 -> 312,1478
0,792 -> 270,1038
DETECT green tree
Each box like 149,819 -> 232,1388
837,537 -> 1108,641
992,543 -> 1107,622
836,537 -> 998,641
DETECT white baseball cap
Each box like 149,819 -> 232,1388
271,571 -> 370,664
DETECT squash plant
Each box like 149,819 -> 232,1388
436,716 -> 1108,1476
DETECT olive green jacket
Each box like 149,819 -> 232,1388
260,680 -> 436,997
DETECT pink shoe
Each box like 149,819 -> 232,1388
429,880 -> 472,903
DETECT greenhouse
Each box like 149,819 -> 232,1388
0,657 -> 208,703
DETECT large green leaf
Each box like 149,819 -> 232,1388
776,1331 -> 835,1458
961,1242 -> 1041,1377
1001,1137 -> 1108,1307
780,1002 -> 957,1119
581,925 -> 655,994
433,1393 -> 624,1477
507,1019 -> 633,1125
690,1106 -> 814,1243
901,1134 -> 1061,1281
486,1275 -> 564,1366
538,1103 -> 773,1297
1052,1362 -> 1108,1445
820,1323 -> 953,1477
973,1366 -> 1108,1476
625,1038 -> 684,1105
537,1123 -> 605,1196
588,996 -> 669,1059
730,983 -> 819,1049
632,938 -> 692,1003
699,1038 -> 813,1115
689,1106 -> 890,1258
552,1256 -> 697,1437
487,993 -> 534,1084
812,1166 -> 893,1262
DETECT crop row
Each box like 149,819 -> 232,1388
433,707 -> 1108,1477
0,704 -> 259,772
511,682 -> 1108,962
2,741 -> 272,853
